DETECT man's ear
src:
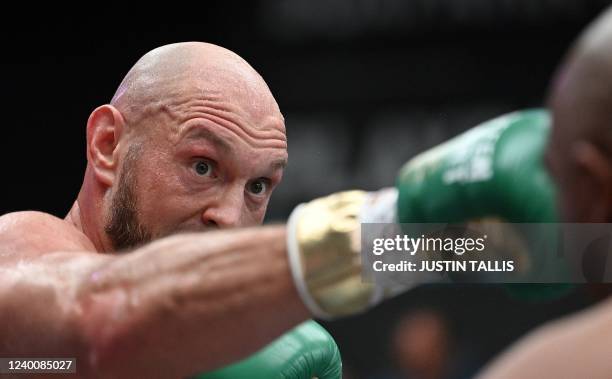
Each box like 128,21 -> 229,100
86,105 -> 126,187
572,140 -> 612,221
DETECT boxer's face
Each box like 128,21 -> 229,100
105,90 -> 287,250
546,59 -> 612,223
546,112 -> 612,223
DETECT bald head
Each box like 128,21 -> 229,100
80,41 -> 287,251
546,6 -> 612,222
111,42 -> 282,131
549,7 -> 612,145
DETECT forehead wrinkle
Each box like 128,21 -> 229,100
192,62 -> 278,120
171,89 -> 285,133
169,96 -> 287,150
179,125 -> 233,154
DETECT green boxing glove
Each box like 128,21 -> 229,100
192,320 -> 342,379
396,109 -> 573,300
285,109 -> 571,320
396,109 -> 556,223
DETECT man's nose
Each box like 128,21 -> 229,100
201,185 -> 245,228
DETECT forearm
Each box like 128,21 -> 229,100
78,225 -> 309,378
1,225 -> 309,378
0,253 -> 106,378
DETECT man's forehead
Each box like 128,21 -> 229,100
148,81 -> 281,125
136,86 -> 285,149
175,122 -> 288,165
185,80 -> 284,129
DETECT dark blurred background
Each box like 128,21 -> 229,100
1,1 -> 611,378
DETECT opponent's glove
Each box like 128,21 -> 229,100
396,108 -> 556,223
396,109 -> 572,300
192,320 -> 341,379
287,109 -> 568,320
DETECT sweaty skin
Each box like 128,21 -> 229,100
0,42 -> 309,379
478,7 -> 612,379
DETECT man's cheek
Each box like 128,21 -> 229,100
252,206 -> 269,226
139,198 -> 182,232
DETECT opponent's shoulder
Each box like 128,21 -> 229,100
0,211 -> 94,256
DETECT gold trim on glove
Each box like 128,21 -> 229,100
294,190 -> 376,317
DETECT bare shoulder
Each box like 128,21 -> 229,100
0,211 -> 95,257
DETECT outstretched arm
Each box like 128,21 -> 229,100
0,212 -> 309,379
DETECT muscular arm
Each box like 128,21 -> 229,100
0,212 -> 310,378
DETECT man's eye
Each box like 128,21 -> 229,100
193,160 -> 212,176
248,179 -> 268,195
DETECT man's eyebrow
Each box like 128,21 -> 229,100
270,158 -> 288,171
182,126 -> 232,153
182,125 -> 287,170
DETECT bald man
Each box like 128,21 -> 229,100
477,6 -> 612,379
3,38 -> 450,378
0,42 -> 311,378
